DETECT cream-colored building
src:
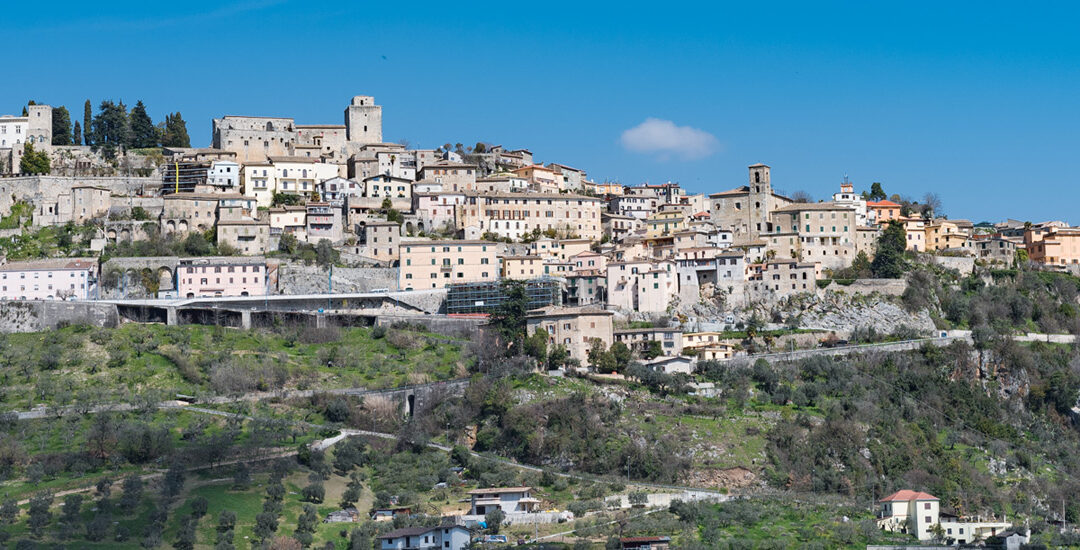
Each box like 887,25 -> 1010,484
399,240 -> 497,290
525,306 -> 614,364
901,217 -> 927,251
217,219 -> 271,255
682,332 -> 736,361
606,260 -> 677,313
269,205 -> 307,242
856,226 -> 879,258
877,490 -> 1010,545
242,157 -> 341,208
458,192 -> 603,241
614,327 -> 683,356
363,175 -> 412,199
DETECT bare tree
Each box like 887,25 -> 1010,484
922,192 -> 943,217
790,190 -> 813,203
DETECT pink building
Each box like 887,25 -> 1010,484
0,258 -> 97,301
177,258 -> 267,298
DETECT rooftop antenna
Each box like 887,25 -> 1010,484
842,173 -> 851,185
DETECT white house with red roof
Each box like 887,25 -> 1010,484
878,489 -> 1013,544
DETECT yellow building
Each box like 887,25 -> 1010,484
925,220 -> 969,251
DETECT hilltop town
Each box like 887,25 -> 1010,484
0,97 -> 1077,549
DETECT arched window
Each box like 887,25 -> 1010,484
266,122 -> 274,131
754,172 -> 761,183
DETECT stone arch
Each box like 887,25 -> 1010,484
178,220 -> 189,233
158,266 -> 174,291
166,220 -> 176,233
120,228 -> 131,241
405,221 -> 414,234
106,229 -> 117,241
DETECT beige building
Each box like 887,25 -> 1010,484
458,192 -> 603,241
526,306 -> 615,364
645,211 -> 687,239
512,164 -> 558,193
767,202 -> 858,270
399,240 -> 497,290
602,212 -> 641,242
217,219 -> 271,255
306,202 -> 343,243
501,256 -> 545,279
709,164 -> 793,240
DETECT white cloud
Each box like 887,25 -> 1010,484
619,118 -> 720,160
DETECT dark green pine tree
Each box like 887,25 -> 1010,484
51,106 -> 72,146
83,100 -> 93,145
72,121 -> 81,146
161,112 -> 191,147
129,100 -> 157,148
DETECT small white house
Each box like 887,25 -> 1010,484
378,525 -> 470,550
467,487 -> 540,515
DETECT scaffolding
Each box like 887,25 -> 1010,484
160,161 -> 210,195
445,278 -> 562,315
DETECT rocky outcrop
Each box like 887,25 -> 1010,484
773,293 -> 935,336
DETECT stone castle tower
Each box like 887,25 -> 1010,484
344,96 -> 382,145
747,163 -> 772,239
26,104 -> 52,146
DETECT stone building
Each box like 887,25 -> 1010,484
766,202 -> 858,270
606,259 -> 677,313
33,185 -> 110,226
212,116 -> 297,163
709,164 -> 793,240
217,219 -> 271,255
160,193 -> 221,235
353,221 -> 400,263
344,95 -> 382,146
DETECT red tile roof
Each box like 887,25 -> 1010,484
880,490 -> 938,502
867,200 -> 901,207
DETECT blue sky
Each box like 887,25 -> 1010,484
6,1 -> 1080,223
